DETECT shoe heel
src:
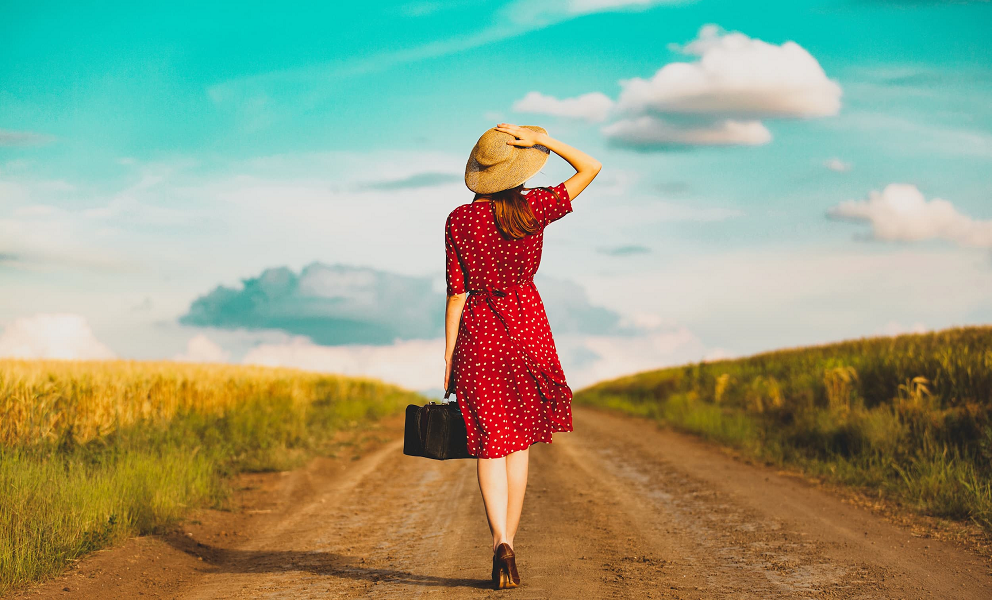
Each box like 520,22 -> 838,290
498,565 -> 512,589
493,543 -> 519,589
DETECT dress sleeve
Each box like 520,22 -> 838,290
526,181 -> 573,228
445,213 -> 467,296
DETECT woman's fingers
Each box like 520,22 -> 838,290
496,124 -> 523,135
495,124 -> 537,147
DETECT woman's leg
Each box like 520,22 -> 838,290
504,448 -> 530,549
477,457 -> 509,551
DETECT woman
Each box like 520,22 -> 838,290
443,123 -> 601,589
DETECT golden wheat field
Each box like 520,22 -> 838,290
0,359 -> 410,446
0,358 -> 422,593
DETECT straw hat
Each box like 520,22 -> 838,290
465,126 -> 550,194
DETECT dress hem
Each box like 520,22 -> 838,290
467,424 -> 574,460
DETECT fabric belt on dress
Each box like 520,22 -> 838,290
466,279 -> 570,404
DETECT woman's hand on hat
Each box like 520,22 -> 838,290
495,123 -> 546,148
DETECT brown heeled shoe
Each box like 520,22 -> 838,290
493,543 -> 520,589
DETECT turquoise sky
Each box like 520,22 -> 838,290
2,0 -> 991,393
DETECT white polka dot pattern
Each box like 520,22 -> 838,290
444,182 -> 574,459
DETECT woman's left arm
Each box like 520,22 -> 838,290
444,293 -> 467,393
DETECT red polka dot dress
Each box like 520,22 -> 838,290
445,182 -> 574,459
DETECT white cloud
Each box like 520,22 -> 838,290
243,336 -> 444,391
560,325 -> 709,389
824,158 -> 852,172
0,314 -> 116,360
702,348 -> 734,362
828,183 -> 992,248
878,321 -> 928,337
239,325 -> 719,394
617,25 -> 842,118
580,245 -> 992,361
513,91 -> 615,122
173,334 -> 231,363
519,25 -> 838,148
602,116 -> 771,147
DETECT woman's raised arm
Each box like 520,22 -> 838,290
494,123 -> 602,201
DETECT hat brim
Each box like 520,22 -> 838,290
465,126 -> 550,195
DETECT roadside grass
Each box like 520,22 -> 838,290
0,360 -> 423,595
574,326 -> 992,535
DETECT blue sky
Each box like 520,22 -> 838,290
2,0 -> 991,394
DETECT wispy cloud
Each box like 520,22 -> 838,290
830,112 -> 992,158
206,0 -> 690,125
598,244 -> 651,256
0,129 -> 55,147
0,159 -> 207,273
361,171 -> 462,190
513,91 -> 615,123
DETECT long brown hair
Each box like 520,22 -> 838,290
476,185 -> 541,240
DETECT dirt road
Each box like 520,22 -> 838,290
16,407 -> 992,599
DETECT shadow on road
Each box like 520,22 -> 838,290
162,533 -> 492,590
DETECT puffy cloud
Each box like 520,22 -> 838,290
618,25 -> 842,118
828,184 -> 992,248
181,264 -> 638,347
602,116 -> 771,147
824,158 -> 852,172
537,276 -> 638,336
519,25 -> 839,149
173,334 -> 231,363
243,336 -> 443,392
0,314 -> 115,360
512,91 -> 615,123
180,263 -> 444,345
186,266 -> 689,392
